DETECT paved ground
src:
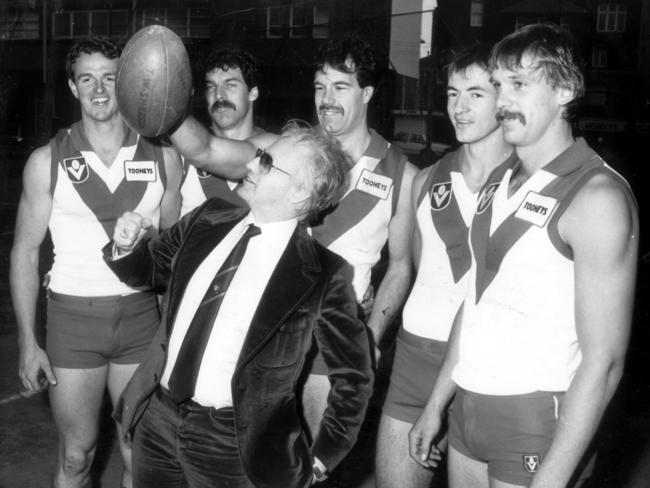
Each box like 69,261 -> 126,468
2,143 -> 650,487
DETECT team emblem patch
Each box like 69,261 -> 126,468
515,191 -> 558,227
63,157 -> 89,183
430,182 -> 452,211
523,455 -> 540,473
197,168 -> 212,178
476,182 -> 500,214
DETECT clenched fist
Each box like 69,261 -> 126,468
113,212 -> 152,255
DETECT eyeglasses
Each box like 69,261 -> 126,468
256,148 -> 291,176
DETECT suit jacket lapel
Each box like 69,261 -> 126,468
236,226 -> 319,369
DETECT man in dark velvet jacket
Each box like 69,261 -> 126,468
104,124 -> 374,488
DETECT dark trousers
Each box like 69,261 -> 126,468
133,387 -> 255,488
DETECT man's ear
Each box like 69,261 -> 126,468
557,84 -> 576,107
249,86 -> 259,102
289,183 -> 310,211
68,79 -> 79,99
362,85 -> 375,104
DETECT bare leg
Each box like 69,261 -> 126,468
50,366 -> 108,488
448,445 -> 489,488
107,362 -> 139,488
376,414 -> 438,488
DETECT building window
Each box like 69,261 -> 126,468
141,7 -> 209,38
313,5 -> 330,39
267,5 -> 329,39
290,4 -> 309,38
597,3 -> 627,32
0,11 -> 39,40
592,46 -> 608,67
267,6 -> 289,38
53,10 -> 130,38
470,0 -> 484,27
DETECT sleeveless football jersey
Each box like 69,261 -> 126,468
402,148 -> 495,340
453,138 -> 633,395
48,122 -> 166,296
310,130 -> 407,300
180,160 -> 247,217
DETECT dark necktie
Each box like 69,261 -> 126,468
168,223 -> 261,403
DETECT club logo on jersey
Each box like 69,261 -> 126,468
476,182 -> 500,214
430,182 -> 452,211
63,157 -> 89,183
515,191 -> 558,227
124,160 -> 157,182
523,455 -> 540,473
197,168 -> 213,178
356,169 -> 393,200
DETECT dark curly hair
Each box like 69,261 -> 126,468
203,47 -> 259,90
314,35 -> 377,88
66,38 -> 121,81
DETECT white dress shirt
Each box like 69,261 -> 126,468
160,213 -> 298,409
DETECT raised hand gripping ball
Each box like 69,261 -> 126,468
117,25 -> 192,137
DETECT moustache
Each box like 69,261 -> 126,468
318,104 -> 344,115
211,100 -> 237,112
496,110 -> 526,125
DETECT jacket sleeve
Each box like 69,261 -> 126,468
310,258 -> 374,471
102,208 -> 199,293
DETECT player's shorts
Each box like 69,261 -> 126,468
382,327 -> 446,423
449,388 -> 595,485
46,290 -> 160,368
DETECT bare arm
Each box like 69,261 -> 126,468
530,174 -> 638,488
159,146 -> 183,229
9,145 -> 57,391
169,116 -> 256,180
366,161 -> 417,346
409,303 -> 463,466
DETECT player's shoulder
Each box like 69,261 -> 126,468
24,143 -> 52,173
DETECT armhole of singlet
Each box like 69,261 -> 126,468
387,144 -> 407,216
547,166 -> 609,260
49,138 -> 59,197
156,143 -> 168,189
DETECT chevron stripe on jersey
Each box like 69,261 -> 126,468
470,139 -> 606,303
309,130 -> 407,299
310,130 -> 405,246
402,148 -> 482,341
50,122 -> 165,240
418,149 -> 472,283
48,122 -> 166,296
180,161 -> 247,217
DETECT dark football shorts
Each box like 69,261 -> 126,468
449,388 -> 595,485
46,290 -> 159,368
382,327 -> 446,423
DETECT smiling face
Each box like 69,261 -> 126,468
491,54 -> 570,149
204,66 -> 258,134
314,62 -> 373,137
236,135 -> 310,222
447,64 -> 501,145
68,52 -> 119,123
